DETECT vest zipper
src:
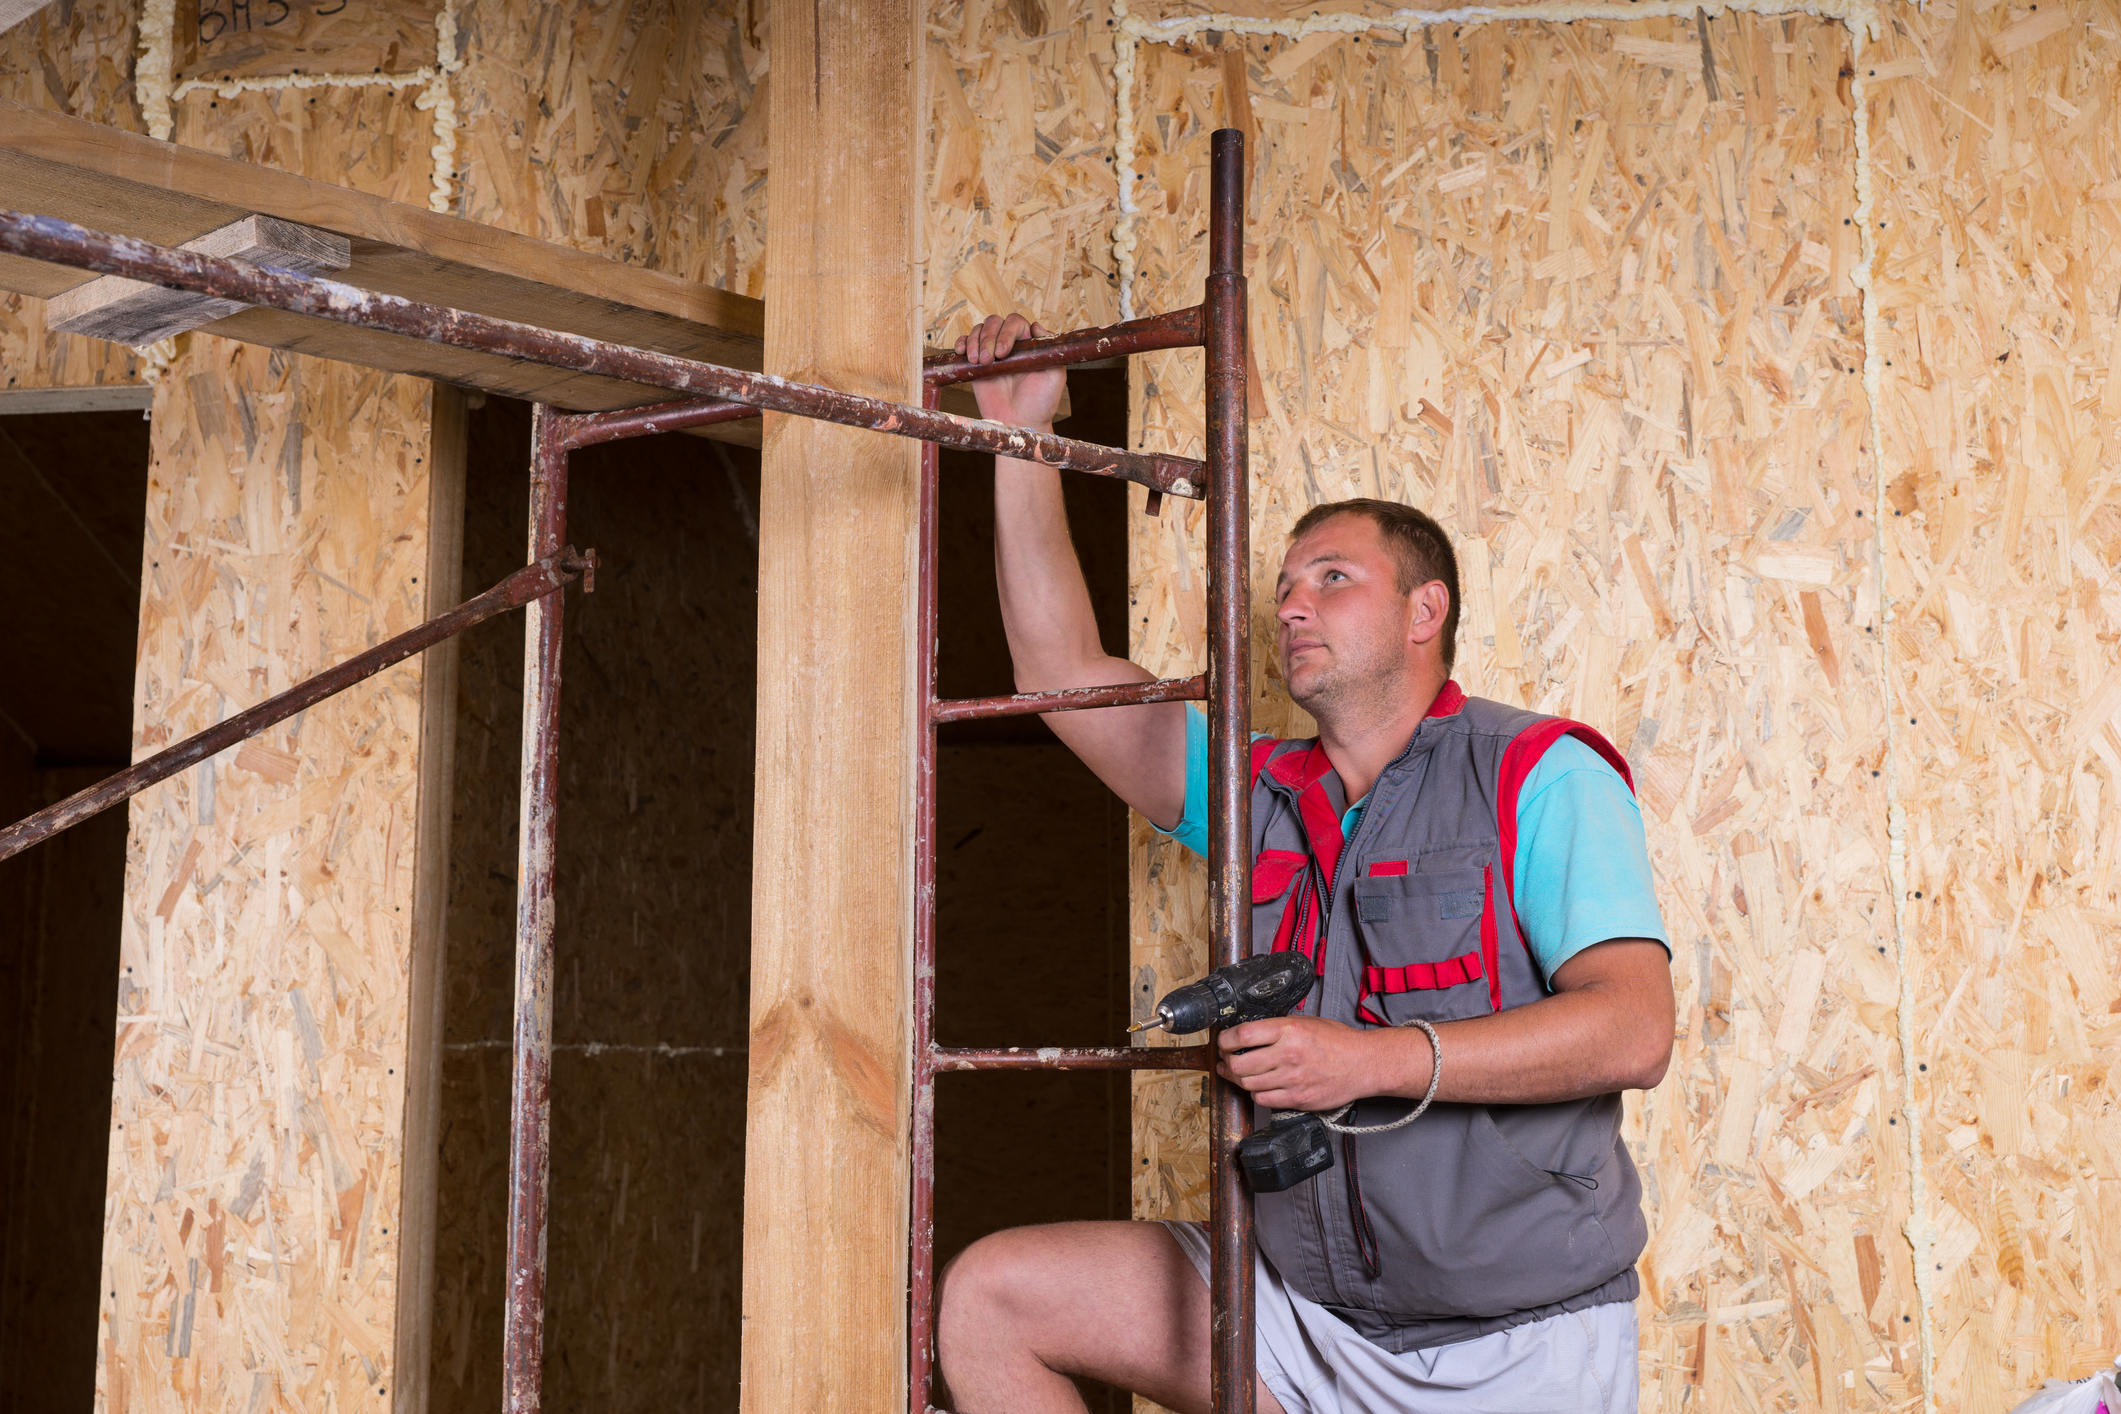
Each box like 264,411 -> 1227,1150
1308,726 -> 1428,1293
1317,727 -> 1425,932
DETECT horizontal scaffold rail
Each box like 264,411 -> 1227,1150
929,674 -> 1206,724
929,1045 -> 1213,1072
0,210 -> 1209,501
0,547 -> 595,865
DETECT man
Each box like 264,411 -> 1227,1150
937,314 -> 1674,1414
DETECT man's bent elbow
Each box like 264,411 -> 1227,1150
1621,1024 -> 1675,1091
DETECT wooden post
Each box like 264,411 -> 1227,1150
741,2 -> 922,1412
391,383 -> 469,1414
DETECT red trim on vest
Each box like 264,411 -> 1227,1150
1368,860 -> 1408,877
1478,864 -> 1501,1012
1360,949 -> 1485,1022
1494,719 -> 1634,968
1252,682 -> 1475,1000
1253,850 -> 1307,903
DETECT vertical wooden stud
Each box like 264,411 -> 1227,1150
742,4 -> 923,1414
392,383 -> 468,1414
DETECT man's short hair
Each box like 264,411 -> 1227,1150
1289,499 -> 1462,674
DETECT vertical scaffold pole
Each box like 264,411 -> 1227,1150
504,405 -> 571,1414
1203,127 -> 1255,1414
908,388 -> 943,1414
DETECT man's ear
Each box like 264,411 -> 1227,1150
1406,580 -> 1451,649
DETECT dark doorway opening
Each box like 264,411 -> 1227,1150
431,398 -> 760,1412
0,409 -> 152,1414
429,371 -> 1132,1413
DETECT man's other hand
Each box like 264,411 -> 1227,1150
956,313 -> 1067,429
1215,1016 -> 1407,1112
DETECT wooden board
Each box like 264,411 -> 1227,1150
0,95 -> 771,442
48,214 -> 351,345
97,338 -> 441,1414
1859,5 -> 2121,1406
450,1 -> 771,301
84,23 -> 460,1410
391,382 -> 466,1414
741,3 -> 921,1413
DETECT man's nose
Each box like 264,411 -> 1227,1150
1275,590 -> 1311,624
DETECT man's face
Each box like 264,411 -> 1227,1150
1273,514 -> 1420,715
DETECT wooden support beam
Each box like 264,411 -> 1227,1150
0,98 -> 768,444
0,99 -> 992,443
47,215 -> 350,346
741,3 -> 920,1412
392,384 -> 469,1414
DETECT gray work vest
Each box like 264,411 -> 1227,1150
1246,682 -> 1648,1351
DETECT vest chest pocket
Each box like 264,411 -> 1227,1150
1349,866 -> 1499,1024
1251,850 -> 1312,958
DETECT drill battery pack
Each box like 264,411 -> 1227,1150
1238,1110 -> 1334,1192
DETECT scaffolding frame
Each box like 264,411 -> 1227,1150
0,127 -> 1255,1414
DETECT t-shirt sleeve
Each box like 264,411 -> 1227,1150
1510,735 -> 1671,986
1154,704 -> 1271,859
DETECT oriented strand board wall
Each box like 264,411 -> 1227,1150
924,0 -> 1126,347
0,0 -> 147,389
1119,16 -> 1922,1410
1862,4 -> 2121,1408
101,338 -> 444,1412
169,83 -> 438,209
451,0 -> 770,295
928,3 -> 2121,1412
90,30 -> 462,1411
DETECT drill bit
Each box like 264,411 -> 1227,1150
1127,1015 -> 1170,1034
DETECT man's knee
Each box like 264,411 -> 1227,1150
937,1226 -> 1052,1336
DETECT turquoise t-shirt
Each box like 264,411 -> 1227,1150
1159,706 -> 1670,984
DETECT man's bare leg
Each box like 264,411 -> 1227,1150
935,1220 -> 1288,1414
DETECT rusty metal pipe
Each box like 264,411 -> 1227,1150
908,390 -> 943,1414
930,1045 -> 1213,1072
0,548 -> 589,865
921,308 -> 1203,387
0,211 -> 1206,501
554,397 -> 759,450
503,408 -> 572,1414
1203,128 -> 1257,1414
929,674 -> 1205,724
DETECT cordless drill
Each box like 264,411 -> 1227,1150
1129,952 -> 1335,1193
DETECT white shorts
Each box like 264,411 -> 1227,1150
1162,1220 -> 1639,1414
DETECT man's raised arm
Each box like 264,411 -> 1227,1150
956,312 -> 1189,830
